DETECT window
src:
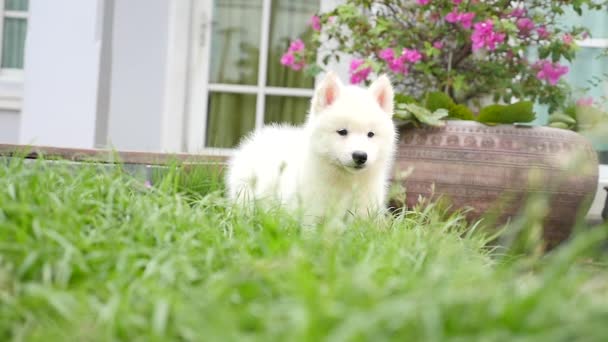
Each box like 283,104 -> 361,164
564,9 -> 608,165
195,0 -> 319,151
0,0 -> 28,72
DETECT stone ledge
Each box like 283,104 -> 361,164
0,144 -> 228,166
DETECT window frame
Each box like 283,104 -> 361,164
575,37 -> 608,201
0,0 -> 28,110
185,0 -> 318,155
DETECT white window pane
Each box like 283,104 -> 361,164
2,17 -> 27,68
264,95 -> 308,125
206,92 -> 257,148
5,0 -> 28,11
266,0 -> 318,88
209,0 -> 263,85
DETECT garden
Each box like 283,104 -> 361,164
1,157 -> 608,341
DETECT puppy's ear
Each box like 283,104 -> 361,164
311,71 -> 342,114
369,74 -> 394,116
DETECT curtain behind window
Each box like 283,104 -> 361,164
205,0 -> 319,148
1,0 -> 28,69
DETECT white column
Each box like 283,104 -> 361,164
105,0 -> 171,152
19,0 -> 105,148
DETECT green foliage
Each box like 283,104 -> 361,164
425,92 -> 475,121
395,91 -> 535,127
548,112 -> 577,130
395,103 -> 448,127
477,101 -> 536,124
394,93 -> 417,105
425,92 -> 453,112
1,158 -> 608,340
286,0 -> 608,121
450,104 -> 476,121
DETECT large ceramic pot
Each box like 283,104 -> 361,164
392,120 -> 599,248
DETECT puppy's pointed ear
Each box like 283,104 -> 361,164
311,71 -> 342,114
369,74 -> 394,116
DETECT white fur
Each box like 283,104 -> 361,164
226,72 -> 397,222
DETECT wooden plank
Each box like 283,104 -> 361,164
0,144 -> 228,165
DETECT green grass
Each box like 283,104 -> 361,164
1,157 -> 608,341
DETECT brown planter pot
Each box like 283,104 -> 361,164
392,120 -> 599,248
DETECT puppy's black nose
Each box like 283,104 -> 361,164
352,151 -> 367,165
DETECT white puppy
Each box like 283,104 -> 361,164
226,72 -> 397,222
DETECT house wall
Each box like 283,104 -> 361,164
19,0 -> 104,148
0,110 -> 19,143
105,0 -> 170,152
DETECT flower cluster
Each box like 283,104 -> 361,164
349,59 -> 372,84
280,39 -> 306,71
471,20 -> 506,52
445,10 -> 475,29
280,0 -> 606,112
377,47 -> 423,77
534,60 -> 569,86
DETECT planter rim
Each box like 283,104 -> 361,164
397,119 -> 588,140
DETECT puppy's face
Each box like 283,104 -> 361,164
308,72 -> 397,172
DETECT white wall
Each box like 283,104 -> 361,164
0,110 -> 19,143
19,0 -> 104,148
106,0 -> 170,152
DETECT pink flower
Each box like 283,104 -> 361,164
280,52 -> 305,71
535,60 -> 569,85
288,39 -> 305,53
309,15 -> 321,32
445,10 -> 475,29
445,10 -> 460,23
510,8 -> 526,18
349,58 -> 372,84
433,41 -> 444,49
576,97 -> 594,107
536,25 -> 550,39
328,16 -> 336,24
281,39 -> 307,71
459,12 -> 475,29
402,48 -> 422,63
453,0 -> 462,4
471,20 -> 506,52
417,0 -> 431,5
516,18 -> 535,35
378,48 -> 395,62
280,52 -> 295,66
291,61 -> 305,71
388,56 -> 407,74
562,34 -> 573,45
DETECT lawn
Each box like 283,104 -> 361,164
1,157 -> 608,341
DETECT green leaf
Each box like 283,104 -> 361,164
425,92 -> 454,112
449,104 -> 475,121
394,93 -> 417,105
400,103 -> 447,127
452,75 -> 466,92
393,109 -> 413,122
576,105 -> 607,129
538,47 -> 550,59
548,112 -> 577,125
477,101 -> 536,124
548,122 -> 572,130
304,64 -> 323,77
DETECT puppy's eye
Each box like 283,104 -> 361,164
367,131 -> 375,138
337,129 -> 348,136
